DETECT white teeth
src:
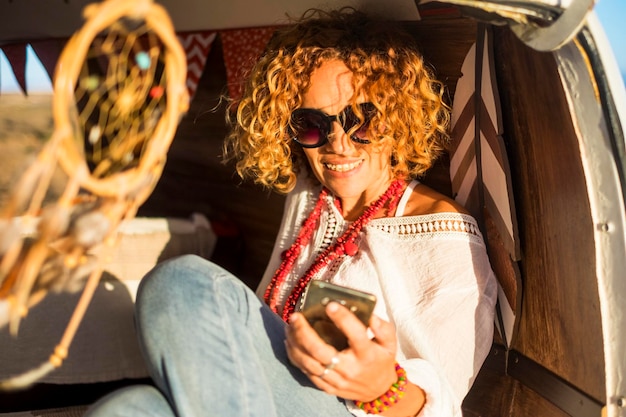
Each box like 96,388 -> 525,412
324,160 -> 362,172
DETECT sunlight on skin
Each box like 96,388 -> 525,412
300,60 -> 394,221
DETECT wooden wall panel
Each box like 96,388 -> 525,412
406,17 -> 478,196
492,26 -> 605,402
464,363 -> 573,417
406,18 -> 478,100
509,381 -> 577,417
463,348 -> 514,417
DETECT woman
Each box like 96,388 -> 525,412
85,8 -> 496,417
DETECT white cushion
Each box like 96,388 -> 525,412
0,213 -> 216,384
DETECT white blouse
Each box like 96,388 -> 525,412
256,178 -> 498,417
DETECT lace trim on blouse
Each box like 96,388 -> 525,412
322,188 -> 483,245
368,212 -> 483,242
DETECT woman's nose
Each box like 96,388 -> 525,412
326,121 -> 352,152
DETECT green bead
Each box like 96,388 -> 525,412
81,75 -> 99,91
135,52 -> 151,70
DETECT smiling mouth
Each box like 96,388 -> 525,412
323,160 -> 363,172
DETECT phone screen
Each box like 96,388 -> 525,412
299,281 -> 376,350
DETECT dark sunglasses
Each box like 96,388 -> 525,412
289,102 -> 377,148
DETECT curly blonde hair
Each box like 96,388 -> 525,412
224,8 -> 450,194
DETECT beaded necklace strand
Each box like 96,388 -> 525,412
263,179 -> 406,321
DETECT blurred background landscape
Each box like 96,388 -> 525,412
0,94 -> 56,206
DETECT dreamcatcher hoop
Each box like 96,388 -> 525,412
0,0 -> 188,389
53,0 -> 187,196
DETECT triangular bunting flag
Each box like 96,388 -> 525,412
1,43 -> 28,95
30,39 -> 65,84
220,27 -> 277,103
177,31 -> 217,103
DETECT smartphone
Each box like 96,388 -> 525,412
299,281 -> 377,351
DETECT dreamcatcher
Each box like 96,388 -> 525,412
0,0 -> 188,388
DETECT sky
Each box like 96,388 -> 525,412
595,0 -> 626,80
0,0 -> 624,93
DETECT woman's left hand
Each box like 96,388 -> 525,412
285,301 -> 398,401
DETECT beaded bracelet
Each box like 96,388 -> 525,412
355,362 -> 408,414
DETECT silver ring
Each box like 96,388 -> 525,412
318,355 -> 340,378
324,355 -> 340,372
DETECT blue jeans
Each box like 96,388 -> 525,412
84,255 -> 353,417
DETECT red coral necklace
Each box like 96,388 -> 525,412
263,179 -> 406,321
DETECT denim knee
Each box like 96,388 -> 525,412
134,255 -> 217,327
137,254 -> 214,300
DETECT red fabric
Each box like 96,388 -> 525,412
30,39 -> 65,83
1,43 -> 28,95
220,27 -> 277,103
177,31 -> 217,102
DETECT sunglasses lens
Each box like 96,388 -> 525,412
290,103 -> 376,147
344,103 -> 376,142
298,126 -> 324,146
290,110 -> 327,147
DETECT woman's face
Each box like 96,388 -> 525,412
300,59 -> 393,218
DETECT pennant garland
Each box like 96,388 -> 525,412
1,43 -> 28,95
177,31 -> 216,102
1,27 -> 276,103
30,39 -> 65,84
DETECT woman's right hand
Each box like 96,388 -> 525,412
284,302 -> 398,401
285,303 -> 426,416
